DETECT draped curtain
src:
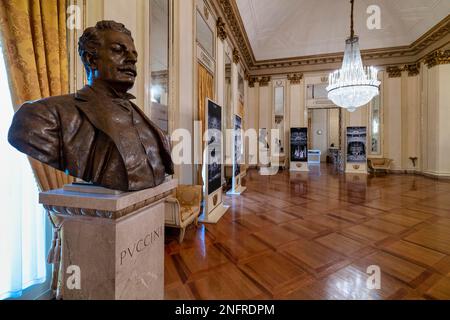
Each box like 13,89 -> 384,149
197,63 -> 214,185
0,0 -> 74,191
0,0 -> 74,299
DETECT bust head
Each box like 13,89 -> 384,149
78,21 -> 138,92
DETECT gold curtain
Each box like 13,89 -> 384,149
197,63 -> 214,185
0,0 -> 74,191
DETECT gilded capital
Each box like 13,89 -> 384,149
259,76 -> 271,87
287,73 -> 303,84
233,48 -> 240,64
403,63 -> 420,77
386,66 -> 402,78
248,76 -> 258,88
425,50 -> 450,68
217,17 -> 227,41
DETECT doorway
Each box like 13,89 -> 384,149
308,108 -> 341,165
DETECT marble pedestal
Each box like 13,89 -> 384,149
39,179 -> 177,300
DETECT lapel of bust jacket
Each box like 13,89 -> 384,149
131,102 -> 174,175
74,86 -> 154,190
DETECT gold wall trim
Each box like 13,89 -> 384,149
248,76 -> 258,87
247,76 -> 271,87
258,76 -> 271,87
386,66 -> 402,78
424,49 -> 450,68
287,73 -> 303,84
216,17 -> 227,41
404,63 -> 420,76
232,48 -> 240,64
365,63 -> 420,78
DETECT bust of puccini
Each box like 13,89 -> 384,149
8,21 -> 174,191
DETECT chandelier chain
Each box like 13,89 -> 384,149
350,0 -> 355,39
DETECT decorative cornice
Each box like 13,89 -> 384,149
216,0 -> 255,67
216,17 -> 227,41
233,48 -> 240,64
258,76 -> 271,87
424,50 -> 450,68
410,16 -> 450,53
287,73 -> 303,84
211,3 -> 450,73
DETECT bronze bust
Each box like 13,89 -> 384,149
8,21 -> 174,191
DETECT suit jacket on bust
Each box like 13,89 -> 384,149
8,85 -> 174,191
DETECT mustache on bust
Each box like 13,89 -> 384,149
117,65 -> 137,77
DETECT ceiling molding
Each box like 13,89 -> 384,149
210,0 -> 256,71
212,2 -> 450,74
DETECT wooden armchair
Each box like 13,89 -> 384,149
165,185 -> 202,243
368,158 -> 393,174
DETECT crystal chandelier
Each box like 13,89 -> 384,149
327,0 -> 380,112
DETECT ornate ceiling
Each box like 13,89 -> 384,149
235,0 -> 450,60
212,0 -> 450,73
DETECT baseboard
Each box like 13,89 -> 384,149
385,169 -> 450,181
420,171 -> 450,180
388,169 -> 418,174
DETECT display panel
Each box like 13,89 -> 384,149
290,128 -> 308,162
234,115 -> 242,178
207,100 -> 222,195
346,127 -> 367,163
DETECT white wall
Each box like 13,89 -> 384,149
289,83 -> 304,128
328,108 -> 340,148
422,63 -> 450,177
384,76 -> 403,171
437,64 -> 450,176
311,109 -> 328,162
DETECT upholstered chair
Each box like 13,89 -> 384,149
165,185 -> 202,243
368,158 -> 393,174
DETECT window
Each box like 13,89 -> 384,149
0,44 -> 48,300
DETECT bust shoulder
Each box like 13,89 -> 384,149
14,93 -> 82,125
20,93 -> 77,109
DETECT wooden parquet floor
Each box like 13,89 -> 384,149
164,165 -> 450,300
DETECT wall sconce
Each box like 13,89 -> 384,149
409,157 -> 418,167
